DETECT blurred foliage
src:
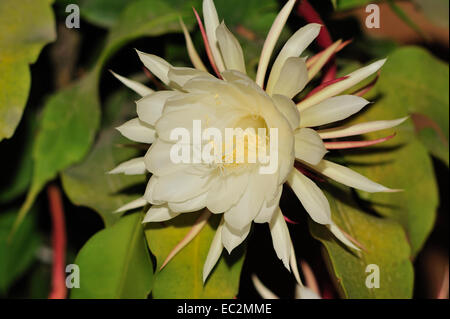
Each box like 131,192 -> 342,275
0,0 -> 55,141
0,0 -> 448,299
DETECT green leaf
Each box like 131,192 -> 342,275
16,0 -> 200,233
61,90 -> 146,227
145,213 -> 245,298
0,0 -> 56,140
71,212 -> 153,299
375,46 -> 449,165
0,209 -> 41,294
333,0 -> 380,11
14,73 -> 101,234
309,185 -> 414,298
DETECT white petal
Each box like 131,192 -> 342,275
216,22 -> 246,73
114,197 -> 147,213
327,222 -> 360,250
252,275 -> 279,299
221,222 -> 251,254
110,71 -> 153,97
144,139 -> 185,176
136,50 -> 171,85
299,95 -> 370,128
116,118 -> 156,143
168,192 -> 207,213
317,117 -> 409,139
203,218 -> 224,282
143,176 -> 164,205
202,0 -> 225,72
272,94 -> 300,130
143,204 -> 180,223
167,67 -> 213,88
255,0 -> 296,87
137,91 -> 178,126
269,57 -> 308,98
287,169 -> 331,225
206,171 -> 250,214
179,17 -> 208,72
253,186 -> 282,224
108,157 -> 146,175
153,170 -> 212,203
295,286 -> 321,299
294,128 -> 327,165
269,207 -> 292,270
312,160 -> 391,192
266,23 -> 321,94
298,59 -> 386,111
224,173 -> 272,230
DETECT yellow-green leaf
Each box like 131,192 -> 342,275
0,0 -> 56,140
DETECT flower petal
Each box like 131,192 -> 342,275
110,71 -> 153,97
272,94 -> 300,130
266,23 -> 321,94
206,171 -> 250,214
221,222 -> 251,254
269,57 -> 308,99
143,176 -> 164,205
224,173 -> 274,230
143,204 -> 180,223
137,91 -> 178,126
179,17 -> 208,71
116,118 -> 156,144
327,222 -> 360,250
167,67 -> 213,89
287,169 -> 331,225
114,197 -> 147,213
269,207 -> 292,270
255,0 -> 296,87
317,117 -> 409,139
202,0 -> 225,72
136,50 -> 171,85
168,192 -> 208,213
153,170 -> 212,203
216,22 -> 246,73
203,217 -> 224,282
254,186 -> 282,224
108,157 -> 146,175
312,159 -> 391,192
252,275 -> 279,299
297,59 -> 386,111
299,95 -> 370,128
294,128 -> 327,165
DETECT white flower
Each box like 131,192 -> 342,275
110,0 -> 406,282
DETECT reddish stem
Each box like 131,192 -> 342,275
297,0 -> 336,82
47,185 -> 67,299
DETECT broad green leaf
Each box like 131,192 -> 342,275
0,0 -> 55,140
71,212 -> 153,299
309,185 -> 414,298
374,46 -> 449,165
0,210 -> 41,294
145,213 -> 245,298
61,91 -> 146,227
15,0 -> 200,233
